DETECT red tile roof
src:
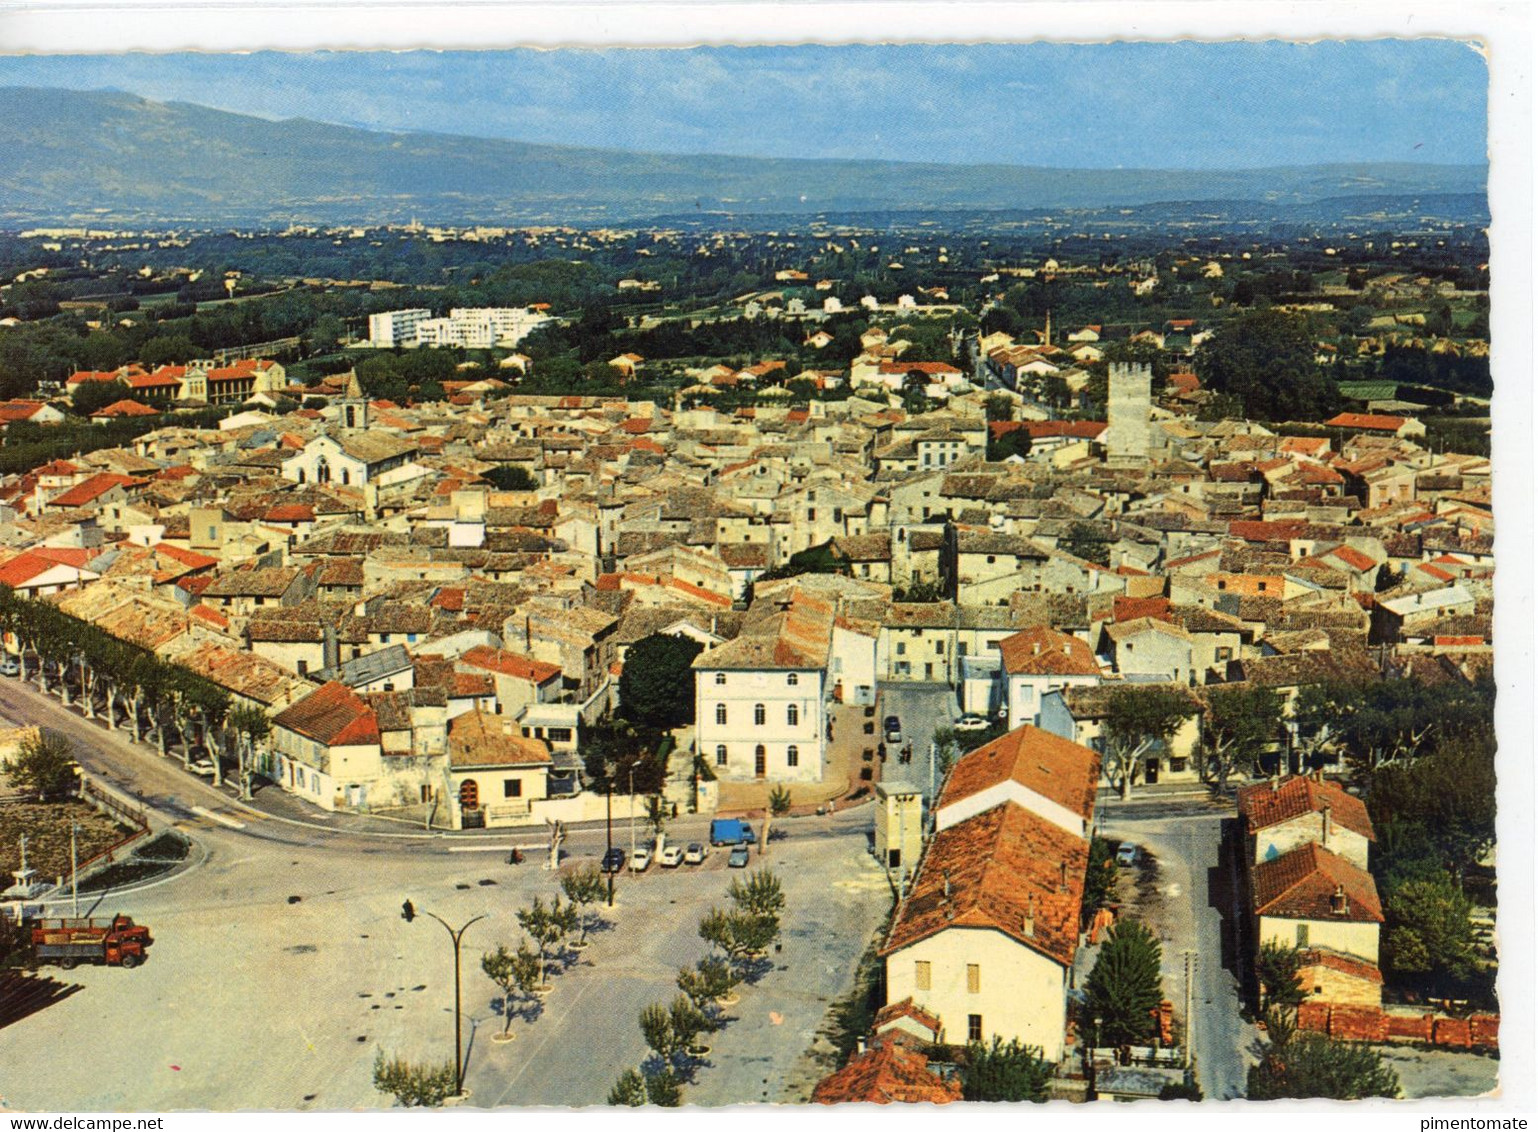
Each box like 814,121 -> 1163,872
997,626 -> 1100,677
90,399 -> 158,418
1252,842 -> 1383,924
936,725 -> 1100,826
811,1040 -> 962,1105
0,549 -> 94,588
459,645 -> 562,685
882,802 -> 1088,967
1237,774 -> 1375,841
272,681 -> 380,747
989,420 -> 1106,442
1325,412 -> 1408,432
1298,948 -> 1383,985
48,472 -> 140,508
1328,545 -> 1376,572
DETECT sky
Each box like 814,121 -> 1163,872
0,41 -> 1489,169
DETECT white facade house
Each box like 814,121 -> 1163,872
692,592 -> 834,784
997,626 -> 1103,729
280,432 -> 426,489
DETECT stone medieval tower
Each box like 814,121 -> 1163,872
1105,361 -> 1153,466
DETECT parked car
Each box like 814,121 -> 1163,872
1116,842 -> 1139,868
601,847 -> 626,874
955,713 -> 989,732
0,656 -> 19,677
727,845 -> 751,869
188,758 -> 217,779
884,715 -> 902,743
659,845 -> 684,868
683,842 -> 708,865
630,847 -> 653,872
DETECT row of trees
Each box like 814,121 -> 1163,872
0,588 -> 270,797
610,868 -> 786,1106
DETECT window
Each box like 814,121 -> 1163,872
807,508 -> 817,521
1216,647 -> 1233,661
787,745 -> 799,768
1296,924 -> 1310,947
754,704 -> 766,726
968,1015 -> 983,1042
915,961 -> 931,990
715,672 -> 727,685
935,640 -> 945,654
833,508 -> 843,523
787,704 -> 799,726
967,964 -> 980,993
716,744 -> 728,767
987,555 -> 996,564
503,779 -> 523,798
296,660 -> 308,676
896,641 -> 907,656
1258,582 -> 1268,593
548,727 -> 572,744
786,673 -> 798,686
716,704 -> 727,726
208,526 -> 218,540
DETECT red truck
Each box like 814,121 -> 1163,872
28,914 -> 153,970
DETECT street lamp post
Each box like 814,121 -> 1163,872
401,901 -> 485,1096
604,761 -> 615,906
628,765 -> 636,859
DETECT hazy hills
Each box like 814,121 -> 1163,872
0,87 -> 1489,228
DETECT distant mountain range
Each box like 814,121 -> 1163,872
0,87 -> 1490,228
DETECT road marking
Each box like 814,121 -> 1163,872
448,843 -> 540,853
191,805 -> 246,830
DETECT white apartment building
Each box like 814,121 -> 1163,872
368,309 -> 431,347
370,307 -> 551,350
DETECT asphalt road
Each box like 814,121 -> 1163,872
1099,806 -> 1256,1100
875,681 -> 958,805
0,675 -> 890,1110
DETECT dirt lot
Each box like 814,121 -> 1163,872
1383,1046 -> 1501,1099
0,801 -> 128,882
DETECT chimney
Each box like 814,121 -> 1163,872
855,1036 -> 867,1054
1059,861 -> 1069,893
1330,884 -> 1349,916
1063,643 -> 1071,657
942,871 -> 951,901
322,623 -> 339,672
1022,893 -> 1037,937
1033,641 -> 1040,656
1321,804 -> 1333,847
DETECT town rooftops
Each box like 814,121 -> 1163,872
446,709 -> 552,770
1237,774 -> 1376,842
48,472 -> 141,509
458,645 -> 563,685
273,681 -> 380,747
998,626 -> 1100,678
936,724 -> 1100,826
1251,841 -> 1383,924
312,643 -> 413,688
810,1039 -> 962,1105
881,801 -> 1088,968
1324,412 -> 1409,433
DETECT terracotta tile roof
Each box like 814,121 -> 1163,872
1252,842 -> 1383,924
882,802 -> 1088,967
48,472 -> 140,508
872,997 -> 944,1041
459,645 -> 562,685
0,550 -> 93,588
273,681 -> 380,747
90,399 -> 158,418
1228,519 -> 1307,543
1111,595 -> 1172,624
1328,545 -> 1377,572
936,725 -> 1100,825
997,627 -> 1100,677
446,709 -> 552,769
811,1040 -> 962,1105
1325,412 -> 1407,432
1237,774 -> 1375,841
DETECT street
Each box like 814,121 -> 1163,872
0,674 -> 889,1110
1099,802 -> 1257,1100
875,681 -> 958,805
